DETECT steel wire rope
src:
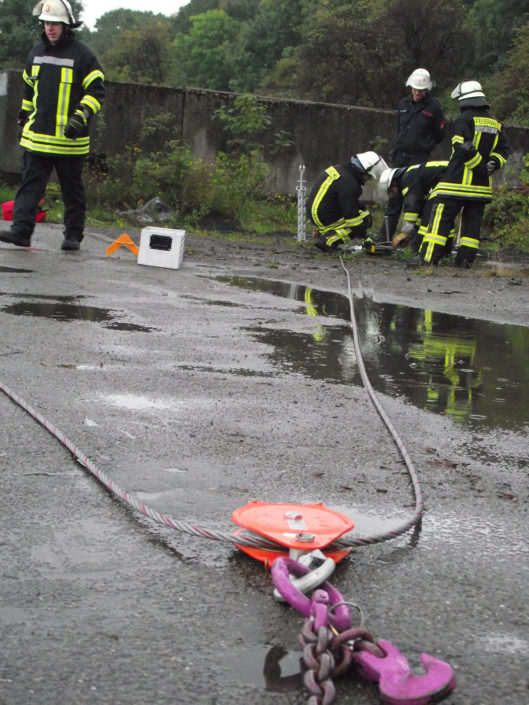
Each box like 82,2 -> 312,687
0,262 -> 422,552
330,257 -> 424,549
0,379 -> 280,551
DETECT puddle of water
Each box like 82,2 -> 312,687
0,296 -> 154,332
221,643 -> 302,692
218,276 -> 529,431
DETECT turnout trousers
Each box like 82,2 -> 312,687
420,197 -> 485,267
12,151 -> 86,242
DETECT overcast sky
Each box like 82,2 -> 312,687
80,0 -> 190,29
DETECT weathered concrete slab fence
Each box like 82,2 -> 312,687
1,69 -> 528,197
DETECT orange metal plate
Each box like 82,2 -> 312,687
231,500 -> 354,551
232,533 -> 352,569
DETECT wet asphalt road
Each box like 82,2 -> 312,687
1,224 -> 528,705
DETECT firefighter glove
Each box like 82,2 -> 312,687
360,210 -> 372,228
392,232 -> 412,248
486,160 -> 498,175
64,109 -> 88,139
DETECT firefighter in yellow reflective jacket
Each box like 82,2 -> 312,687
307,152 -> 387,253
0,0 -> 105,252
419,81 -> 509,267
378,161 -> 448,252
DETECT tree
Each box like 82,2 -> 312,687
487,21 -> 529,125
467,0 -> 529,72
88,9 -> 155,56
229,0 -> 305,92
262,0 -> 472,108
173,10 -> 241,90
102,18 -> 177,85
173,0 -> 258,32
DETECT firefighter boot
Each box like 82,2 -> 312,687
61,234 -> 82,251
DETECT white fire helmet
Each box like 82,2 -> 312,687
351,152 -> 388,180
378,168 -> 399,194
406,68 -> 432,91
451,80 -> 486,101
33,0 -> 77,25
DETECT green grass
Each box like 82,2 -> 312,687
3,180 -> 529,255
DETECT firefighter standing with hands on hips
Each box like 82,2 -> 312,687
419,81 -> 509,268
0,0 -> 105,252
307,151 -> 387,253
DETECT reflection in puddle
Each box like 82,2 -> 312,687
221,643 -> 302,692
218,276 -> 529,431
0,294 -> 154,332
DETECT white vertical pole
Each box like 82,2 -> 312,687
296,164 -> 306,241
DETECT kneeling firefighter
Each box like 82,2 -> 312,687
378,161 -> 448,252
307,152 -> 387,253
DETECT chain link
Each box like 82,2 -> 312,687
299,620 -> 337,705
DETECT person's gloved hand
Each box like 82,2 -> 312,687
64,109 -> 88,139
487,160 -> 498,175
360,210 -> 372,228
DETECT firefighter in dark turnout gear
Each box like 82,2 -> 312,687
376,68 -> 445,243
378,161 -> 448,252
307,152 -> 387,253
419,81 -> 509,267
0,0 -> 105,251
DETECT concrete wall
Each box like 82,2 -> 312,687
2,68 -> 529,196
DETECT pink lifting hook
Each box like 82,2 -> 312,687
351,638 -> 456,705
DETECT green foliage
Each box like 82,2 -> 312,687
229,0 -> 305,92
214,94 -> 293,161
487,21 -> 529,125
173,9 -> 240,90
133,141 -> 213,220
214,94 -> 271,152
262,0 -> 472,106
483,193 -> 529,253
88,9 -> 159,56
467,0 -> 529,72
0,0 -> 45,66
210,150 -> 269,221
480,153 -> 529,252
101,18 -> 177,85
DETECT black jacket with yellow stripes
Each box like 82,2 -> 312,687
397,161 -> 448,225
19,29 -> 105,157
306,162 -> 365,227
429,105 -> 509,203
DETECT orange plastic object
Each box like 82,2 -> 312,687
106,233 -> 139,257
232,500 -> 354,564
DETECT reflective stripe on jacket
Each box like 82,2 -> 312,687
429,108 -> 509,202
307,163 -> 365,228
19,30 -> 105,157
